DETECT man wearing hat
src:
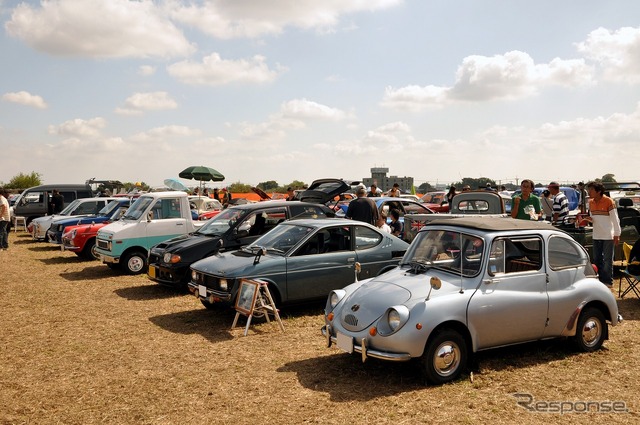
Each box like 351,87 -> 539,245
548,182 -> 569,223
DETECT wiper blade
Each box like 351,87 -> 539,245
408,259 -> 432,274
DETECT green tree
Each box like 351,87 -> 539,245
229,182 -> 252,193
417,182 -> 435,193
257,180 -> 279,191
600,173 -> 616,183
452,177 -> 496,190
3,171 -> 42,189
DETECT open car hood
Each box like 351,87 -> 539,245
251,187 -> 271,201
297,178 -> 358,204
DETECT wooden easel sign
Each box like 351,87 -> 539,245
231,279 -> 284,336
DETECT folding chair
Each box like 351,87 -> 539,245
619,242 -> 640,298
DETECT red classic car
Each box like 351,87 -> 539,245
420,191 -> 450,213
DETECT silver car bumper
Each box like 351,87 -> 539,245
322,325 -> 412,362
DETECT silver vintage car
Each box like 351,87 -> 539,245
322,217 -> 622,385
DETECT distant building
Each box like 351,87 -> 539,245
362,167 -> 414,194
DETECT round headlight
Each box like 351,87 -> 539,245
330,292 -> 340,308
388,309 -> 401,331
219,279 -> 228,291
163,253 -> 172,263
70,230 -> 77,239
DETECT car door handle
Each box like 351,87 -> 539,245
176,222 -> 184,226
483,279 -> 500,285
347,258 -> 355,264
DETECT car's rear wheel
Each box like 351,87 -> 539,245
121,250 -> 147,275
573,307 -> 606,352
421,329 -> 467,385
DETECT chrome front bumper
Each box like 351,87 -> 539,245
322,325 -> 411,362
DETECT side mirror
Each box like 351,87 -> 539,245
147,212 -> 153,222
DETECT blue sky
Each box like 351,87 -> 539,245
1,0 -> 640,189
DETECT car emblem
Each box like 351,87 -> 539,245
351,304 -> 360,312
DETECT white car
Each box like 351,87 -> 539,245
31,198 -> 117,241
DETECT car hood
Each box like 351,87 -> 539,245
338,270 -> 463,332
297,178 -> 353,204
251,187 -> 271,200
153,233 -> 221,253
191,249 -> 280,277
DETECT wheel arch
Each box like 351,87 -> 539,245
425,320 -> 473,357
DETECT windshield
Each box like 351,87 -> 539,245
59,199 -> 81,215
196,207 -> 247,236
98,200 -> 119,216
121,196 -> 153,220
245,223 -> 314,255
402,229 -> 485,277
422,193 -> 444,203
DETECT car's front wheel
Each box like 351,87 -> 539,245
573,307 -> 606,352
422,329 -> 468,385
121,250 -> 147,275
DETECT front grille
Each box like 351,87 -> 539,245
343,314 -> 358,326
97,239 -> 109,250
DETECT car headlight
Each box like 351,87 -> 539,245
328,290 -> 346,310
219,278 -> 228,291
388,309 -> 401,331
69,229 -> 77,239
376,305 -> 410,336
191,270 -> 199,282
164,253 -> 181,264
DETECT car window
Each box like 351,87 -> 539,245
407,230 -> 484,277
402,201 -> 430,214
355,226 -> 381,250
489,237 -> 542,275
289,205 -> 328,219
548,236 -> 589,270
150,198 -> 182,220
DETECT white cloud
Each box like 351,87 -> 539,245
576,26 -> 640,83
115,92 -> 178,115
168,0 -> 402,39
130,125 -> 202,143
48,117 -> 107,138
382,51 -> 594,110
238,98 -> 349,141
138,65 -> 157,76
280,99 -> 348,120
5,0 -> 195,59
2,91 -> 48,109
167,53 -> 285,86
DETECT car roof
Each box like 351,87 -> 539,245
227,200 -> 328,211
426,216 -> 557,232
279,217 -> 375,228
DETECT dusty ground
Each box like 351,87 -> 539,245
1,231 -> 639,424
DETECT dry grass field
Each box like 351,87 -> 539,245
1,231 -> 639,424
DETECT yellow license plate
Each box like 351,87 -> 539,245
148,266 -> 156,278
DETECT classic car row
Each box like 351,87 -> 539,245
25,179 -> 624,385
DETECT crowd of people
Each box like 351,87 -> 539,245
511,179 -> 621,287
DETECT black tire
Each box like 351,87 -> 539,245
121,250 -> 147,275
422,329 -> 468,385
573,307 -> 606,352
81,239 -> 98,260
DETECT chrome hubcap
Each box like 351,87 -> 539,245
582,318 -> 601,347
129,257 -> 144,272
434,342 -> 460,377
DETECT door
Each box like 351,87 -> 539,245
284,226 -> 356,301
144,197 -> 188,248
468,236 -> 549,349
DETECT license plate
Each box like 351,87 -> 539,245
198,285 -> 207,298
148,265 -> 156,278
336,331 -> 354,354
